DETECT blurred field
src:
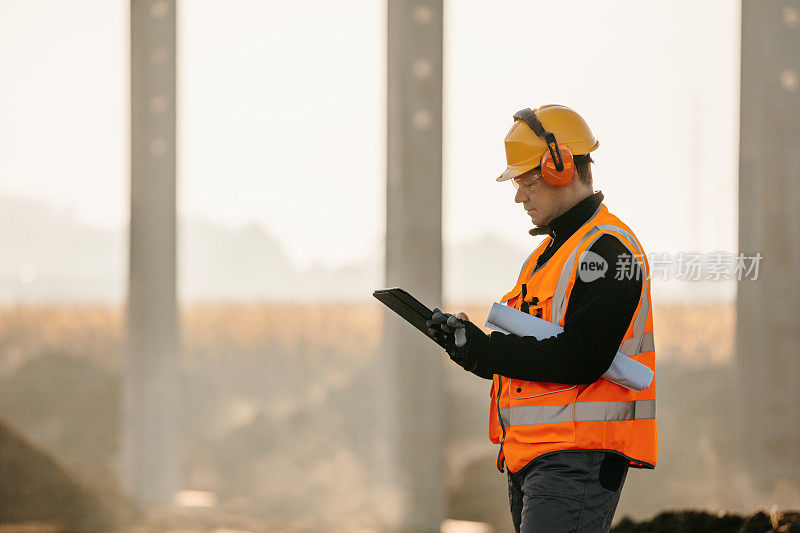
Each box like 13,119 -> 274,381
2,300 -> 786,532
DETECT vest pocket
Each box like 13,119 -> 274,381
509,380 -> 575,399
508,384 -> 579,444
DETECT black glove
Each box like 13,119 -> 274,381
427,309 -> 491,376
425,308 -> 459,350
448,319 -> 491,375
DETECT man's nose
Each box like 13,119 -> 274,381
514,186 -> 527,203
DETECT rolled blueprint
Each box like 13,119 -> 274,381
485,302 -> 654,391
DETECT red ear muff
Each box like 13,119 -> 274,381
541,144 -> 574,187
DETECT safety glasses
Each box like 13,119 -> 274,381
512,172 -> 542,191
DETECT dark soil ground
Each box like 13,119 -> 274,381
613,510 -> 800,533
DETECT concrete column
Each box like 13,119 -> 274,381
736,0 -> 800,492
381,1 -> 445,531
125,0 -> 178,504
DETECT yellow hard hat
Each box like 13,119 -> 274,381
497,104 -> 599,182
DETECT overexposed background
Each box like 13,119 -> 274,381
0,0 -> 739,304
7,2 -> 794,532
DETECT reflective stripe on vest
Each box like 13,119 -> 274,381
518,249 -> 538,277
551,223 -> 653,357
621,331 -> 655,356
499,399 -> 656,427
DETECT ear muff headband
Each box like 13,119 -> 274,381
513,108 -> 564,172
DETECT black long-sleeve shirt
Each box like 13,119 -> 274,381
479,191 -> 643,384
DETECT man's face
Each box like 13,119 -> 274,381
513,168 -> 564,226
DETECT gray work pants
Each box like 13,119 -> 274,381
507,450 -> 629,533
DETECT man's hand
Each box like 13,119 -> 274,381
426,309 -> 468,346
426,309 -> 490,374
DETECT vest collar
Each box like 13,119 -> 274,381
529,190 -> 605,239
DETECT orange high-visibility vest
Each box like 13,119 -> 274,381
489,204 -> 656,472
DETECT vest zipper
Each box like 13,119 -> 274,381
496,375 -> 506,473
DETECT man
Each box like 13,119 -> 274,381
428,105 -> 656,532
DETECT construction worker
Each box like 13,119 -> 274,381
428,105 -> 656,532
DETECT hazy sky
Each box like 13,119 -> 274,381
0,0 -> 740,273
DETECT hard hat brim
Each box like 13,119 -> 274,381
497,163 -> 539,182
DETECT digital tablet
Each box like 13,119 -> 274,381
372,287 -> 448,349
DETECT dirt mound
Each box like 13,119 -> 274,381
613,510 -> 800,532
0,419 -> 136,531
